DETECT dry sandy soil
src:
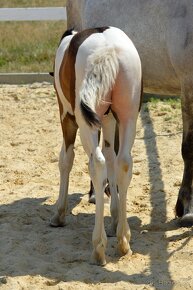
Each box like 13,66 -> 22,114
0,83 -> 193,290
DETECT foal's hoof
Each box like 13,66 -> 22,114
179,214 -> 193,227
90,251 -> 106,266
118,237 -> 132,256
50,213 -> 65,227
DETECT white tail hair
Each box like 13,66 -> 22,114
80,46 -> 119,127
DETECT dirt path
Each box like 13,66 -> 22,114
0,84 -> 193,290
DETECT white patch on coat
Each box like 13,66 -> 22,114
54,35 -> 74,118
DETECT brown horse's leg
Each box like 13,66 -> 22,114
176,79 -> 193,226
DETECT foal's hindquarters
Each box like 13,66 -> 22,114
50,27 -> 142,265
75,42 -> 141,265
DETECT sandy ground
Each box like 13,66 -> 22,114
0,83 -> 193,290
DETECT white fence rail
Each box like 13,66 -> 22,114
0,7 -> 67,84
0,7 -> 66,21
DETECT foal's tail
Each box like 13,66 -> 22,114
80,46 -> 119,128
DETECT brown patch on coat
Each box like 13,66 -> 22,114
61,112 -> 78,150
54,83 -> 64,121
59,27 -> 110,112
59,47 -> 75,110
123,164 -> 129,173
55,83 -> 77,150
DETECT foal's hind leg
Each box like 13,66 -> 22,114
50,113 -> 77,227
116,119 -> 137,255
79,125 -> 107,266
102,112 -> 119,236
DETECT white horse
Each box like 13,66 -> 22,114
50,26 -> 142,265
66,0 -> 193,226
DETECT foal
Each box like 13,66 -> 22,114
50,26 -> 142,265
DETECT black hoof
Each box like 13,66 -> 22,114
179,214 -> 193,227
89,194 -> 96,204
175,198 -> 184,218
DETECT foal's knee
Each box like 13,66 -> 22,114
117,154 -> 133,189
59,144 -> 74,172
117,154 -> 132,174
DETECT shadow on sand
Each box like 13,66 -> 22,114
0,103 -> 190,289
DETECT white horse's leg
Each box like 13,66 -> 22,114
79,126 -> 107,266
102,112 -> 119,236
50,113 -> 77,227
116,118 -> 137,255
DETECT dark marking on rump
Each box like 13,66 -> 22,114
104,140 -> 111,148
59,26 -> 110,112
59,28 -> 74,44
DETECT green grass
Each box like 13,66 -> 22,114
144,95 -> 181,108
0,21 -> 67,72
0,0 -> 66,7
0,1 -> 67,72
141,96 -> 182,133
143,96 -> 181,114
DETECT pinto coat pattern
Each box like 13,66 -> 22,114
50,26 -> 142,265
